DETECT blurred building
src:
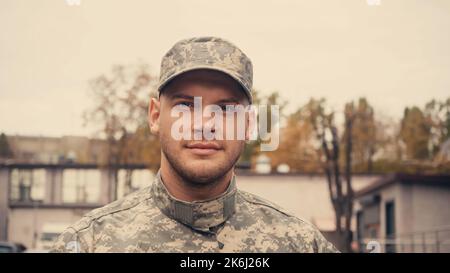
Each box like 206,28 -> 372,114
0,163 -> 152,250
354,174 -> 450,253
3,134 -> 450,253
0,134 -> 379,251
0,162 -> 378,251
4,135 -> 107,164
236,173 -> 377,232
0,134 -> 156,250
7,134 -> 450,253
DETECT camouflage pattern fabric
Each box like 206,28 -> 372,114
157,37 -> 253,103
51,170 -> 338,253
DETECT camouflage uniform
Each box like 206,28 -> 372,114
52,37 -> 338,253
52,171 -> 338,253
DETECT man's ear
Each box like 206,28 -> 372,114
148,97 -> 161,135
245,105 -> 256,142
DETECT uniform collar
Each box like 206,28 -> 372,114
151,170 -> 237,230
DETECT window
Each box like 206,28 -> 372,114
62,169 -> 101,203
9,169 -> 45,202
116,169 -> 154,199
385,201 -> 396,253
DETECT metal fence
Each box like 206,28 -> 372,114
359,225 -> 450,253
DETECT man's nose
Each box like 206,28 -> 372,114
192,108 -> 217,140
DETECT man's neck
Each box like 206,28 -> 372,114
159,161 -> 233,202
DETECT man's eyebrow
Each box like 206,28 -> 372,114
168,94 -> 242,104
169,94 -> 194,100
216,98 -> 241,104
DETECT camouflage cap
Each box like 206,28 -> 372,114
157,37 -> 253,103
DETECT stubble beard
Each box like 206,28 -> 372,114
160,137 -> 243,187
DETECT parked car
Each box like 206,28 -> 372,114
0,242 -> 26,253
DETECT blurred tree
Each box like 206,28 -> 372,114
0,133 -> 13,159
238,89 -> 262,166
424,98 -> 450,157
269,111 -> 319,172
239,90 -> 288,170
119,124 -> 161,168
83,64 -> 160,198
299,98 -> 354,252
400,106 -> 431,160
368,115 -> 404,172
342,98 -> 376,173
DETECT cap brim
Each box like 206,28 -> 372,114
157,65 -> 252,104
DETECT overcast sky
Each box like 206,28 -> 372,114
1,0 -> 449,137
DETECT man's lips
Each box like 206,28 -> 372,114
185,142 -> 221,156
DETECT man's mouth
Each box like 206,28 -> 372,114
185,142 -> 221,156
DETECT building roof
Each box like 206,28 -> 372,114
355,173 -> 450,198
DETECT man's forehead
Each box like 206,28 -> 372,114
177,69 -> 234,81
163,89 -> 245,104
165,70 -> 241,89
161,76 -> 247,104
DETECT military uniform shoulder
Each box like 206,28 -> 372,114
237,190 -> 296,217
70,186 -> 153,232
237,189 -> 319,228
51,187 -> 154,252
237,190 -> 339,253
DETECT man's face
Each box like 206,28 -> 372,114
149,70 -> 250,185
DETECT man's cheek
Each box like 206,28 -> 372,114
159,116 -> 175,138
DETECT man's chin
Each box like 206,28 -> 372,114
178,163 -> 229,184
184,163 -> 220,176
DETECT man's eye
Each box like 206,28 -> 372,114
220,105 -> 235,112
176,101 -> 193,108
